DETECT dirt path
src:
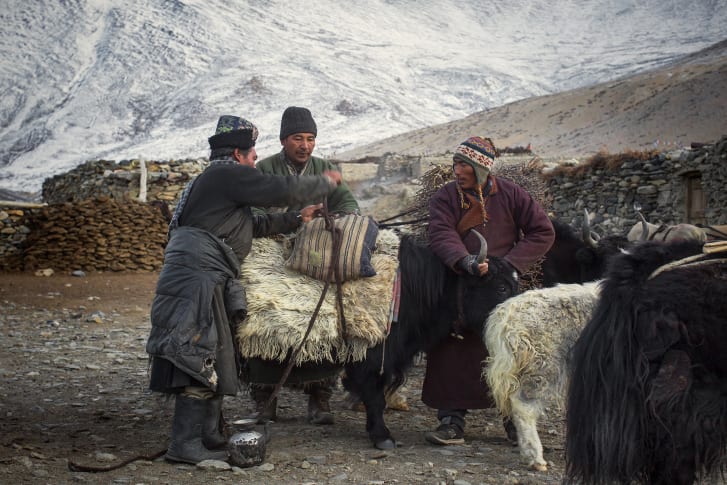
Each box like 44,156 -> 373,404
0,271 -> 569,484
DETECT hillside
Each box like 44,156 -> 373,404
338,40 -> 727,160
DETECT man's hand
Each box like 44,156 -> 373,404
323,170 -> 342,187
299,203 -> 323,223
458,254 -> 489,276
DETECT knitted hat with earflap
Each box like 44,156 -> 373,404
453,136 -> 498,186
208,115 -> 259,150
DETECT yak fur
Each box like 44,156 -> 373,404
342,234 -> 519,450
565,240 -> 727,485
484,281 -> 601,471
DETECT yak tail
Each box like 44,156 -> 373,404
564,277 -> 651,484
484,301 -> 537,418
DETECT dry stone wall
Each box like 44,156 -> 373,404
42,158 -> 206,206
544,136 -> 727,235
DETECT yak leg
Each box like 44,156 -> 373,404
510,393 -> 547,471
343,359 -> 396,450
362,384 -> 395,450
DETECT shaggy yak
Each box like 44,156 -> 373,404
541,210 -> 629,287
483,281 -> 601,471
565,239 -> 727,485
342,231 -> 519,450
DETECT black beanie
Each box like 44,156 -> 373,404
280,106 -> 317,140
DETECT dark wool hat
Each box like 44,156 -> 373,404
280,106 -> 317,139
208,115 -> 259,150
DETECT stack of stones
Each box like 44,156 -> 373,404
0,207 -> 30,265
2,136 -> 725,273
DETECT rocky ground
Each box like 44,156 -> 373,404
0,271 -> 569,485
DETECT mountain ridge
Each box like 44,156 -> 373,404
338,39 -> 727,160
2,1 -> 726,192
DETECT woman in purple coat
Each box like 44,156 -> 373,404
424,136 -> 555,445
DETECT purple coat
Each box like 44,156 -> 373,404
422,176 -> 554,410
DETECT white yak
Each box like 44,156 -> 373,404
483,281 -> 601,471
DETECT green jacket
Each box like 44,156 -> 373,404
255,151 -> 360,215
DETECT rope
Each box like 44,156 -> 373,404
376,207 -> 418,224
67,449 -> 166,473
697,224 -> 727,240
258,200 -> 347,416
378,216 -> 429,229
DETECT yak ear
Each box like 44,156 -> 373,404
470,229 -> 488,263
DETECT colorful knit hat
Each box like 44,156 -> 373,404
280,106 -> 317,140
208,115 -> 259,150
453,136 -> 498,185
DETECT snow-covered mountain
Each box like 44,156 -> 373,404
1,0 -> 726,193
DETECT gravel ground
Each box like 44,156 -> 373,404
0,272 -> 568,485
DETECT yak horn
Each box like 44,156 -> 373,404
637,211 -> 649,241
470,229 -> 488,263
582,209 -> 598,249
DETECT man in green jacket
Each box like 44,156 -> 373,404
255,106 -> 360,215
248,106 -> 359,426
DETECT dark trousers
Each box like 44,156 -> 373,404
437,408 -> 467,429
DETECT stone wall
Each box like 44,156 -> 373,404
42,158 -> 207,206
544,136 -> 727,234
1,136 -> 725,273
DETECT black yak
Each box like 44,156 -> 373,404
342,231 -> 519,450
565,240 -> 727,485
542,211 -> 629,287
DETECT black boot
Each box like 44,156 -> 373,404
307,385 -> 334,425
166,395 -> 229,464
251,387 -> 277,423
425,416 -> 465,445
202,395 -> 227,450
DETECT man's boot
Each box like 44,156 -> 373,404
251,386 -> 277,423
307,385 -> 334,425
425,415 -> 465,446
202,395 -> 227,450
166,395 -> 229,464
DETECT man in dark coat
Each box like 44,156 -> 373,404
423,136 -> 555,445
146,115 -> 343,464
246,106 -> 359,426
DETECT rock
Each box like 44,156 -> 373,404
196,459 -> 231,471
